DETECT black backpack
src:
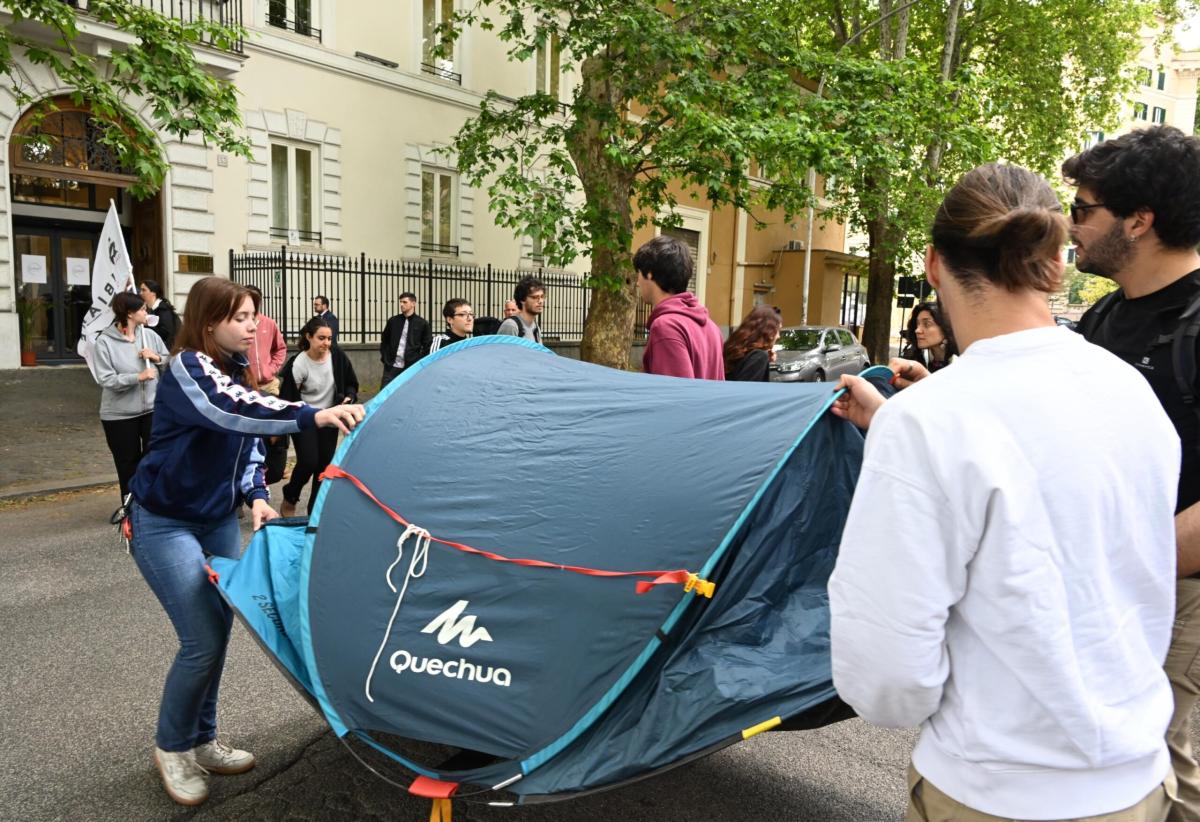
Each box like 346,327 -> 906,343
1077,287 -> 1200,429
472,316 -> 502,336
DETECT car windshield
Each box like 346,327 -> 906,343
777,329 -> 823,351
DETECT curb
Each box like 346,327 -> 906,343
0,474 -> 117,502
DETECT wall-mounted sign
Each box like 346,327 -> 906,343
21,254 -> 47,284
66,257 -> 91,286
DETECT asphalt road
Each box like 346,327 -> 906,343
19,484 -> 1174,822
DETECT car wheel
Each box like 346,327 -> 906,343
811,369 -> 825,383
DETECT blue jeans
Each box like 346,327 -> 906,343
130,502 -> 241,752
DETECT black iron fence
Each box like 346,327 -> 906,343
231,247 -> 615,345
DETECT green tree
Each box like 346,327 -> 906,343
787,0 -> 1179,359
2,0 -> 250,197
1078,274 -> 1119,306
447,0 -> 829,368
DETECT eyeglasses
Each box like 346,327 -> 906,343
453,312 -> 475,318
1069,201 -> 1107,223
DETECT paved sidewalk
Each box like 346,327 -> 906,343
0,365 -> 377,501
0,366 -> 117,499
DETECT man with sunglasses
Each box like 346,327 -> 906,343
1066,125 -> 1200,819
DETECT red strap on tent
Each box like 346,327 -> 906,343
409,775 -> 459,798
320,464 -> 714,596
203,564 -> 219,585
409,776 -> 458,821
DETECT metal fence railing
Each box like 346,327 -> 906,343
231,247 -> 620,345
64,0 -> 245,52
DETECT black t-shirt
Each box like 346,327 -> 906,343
1080,270 -> 1200,512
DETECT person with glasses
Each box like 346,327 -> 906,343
1066,125 -> 1200,819
430,298 -> 475,353
380,292 -> 433,389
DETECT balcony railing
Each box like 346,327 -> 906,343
420,241 -> 460,257
421,61 -> 462,85
270,226 -> 323,245
266,13 -> 321,41
62,0 -> 244,53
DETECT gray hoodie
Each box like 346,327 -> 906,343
94,324 -> 169,421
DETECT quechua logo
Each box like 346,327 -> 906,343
387,600 -> 511,687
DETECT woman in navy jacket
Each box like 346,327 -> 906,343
128,277 -> 364,807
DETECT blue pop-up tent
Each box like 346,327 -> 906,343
211,336 -> 882,808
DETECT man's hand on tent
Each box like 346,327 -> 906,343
888,357 -> 929,389
831,375 -> 886,429
252,498 -> 280,531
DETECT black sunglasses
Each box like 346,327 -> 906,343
1069,201 -> 1107,223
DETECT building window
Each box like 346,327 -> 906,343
421,0 -> 460,83
270,141 -> 320,244
267,0 -> 321,40
1085,130 -> 1104,148
421,168 -> 457,255
1153,106 -> 1167,125
1133,102 -> 1148,121
536,33 -> 562,98
1158,70 -> 1167,90
1138,66 -> 1153,86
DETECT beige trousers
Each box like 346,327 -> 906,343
906,765 -> 1175,822
1167,578 -> 1200,822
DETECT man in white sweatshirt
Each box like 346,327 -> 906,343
829,164 -> 1180,821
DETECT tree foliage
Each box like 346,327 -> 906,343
1078,273 -> 1120,305
446,0 -> 1184,365
447,0 -> 832,367
785,0 -> 1182,358
2,0 -> 250,197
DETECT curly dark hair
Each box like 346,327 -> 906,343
724,305 -> 781,371
513,276 -> 545,310
1062,126 -> 1200,250
901,302 -> 957,362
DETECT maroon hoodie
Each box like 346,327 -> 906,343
642,292 -> 725,380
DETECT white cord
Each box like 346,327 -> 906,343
364,524 -> 431,703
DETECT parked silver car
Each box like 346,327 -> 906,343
770,326 -> 871,383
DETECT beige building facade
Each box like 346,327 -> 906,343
0,0 -> 858,370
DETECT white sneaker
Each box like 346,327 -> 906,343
154,748 -> 209,806
193,738 -> 256,775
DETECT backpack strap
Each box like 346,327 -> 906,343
1171,290 -> 1200,410
508,313 -> 540,343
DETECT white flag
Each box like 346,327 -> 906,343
77,200 -> 135,381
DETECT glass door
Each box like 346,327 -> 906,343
15,228 -> 97,363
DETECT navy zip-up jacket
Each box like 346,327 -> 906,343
131,350 -> 318,522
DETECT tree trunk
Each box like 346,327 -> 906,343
862,212 -> 898,363
581,241 -> 637,369
569,52 -> 638,369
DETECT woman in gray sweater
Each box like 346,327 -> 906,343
94,291 -> 170,502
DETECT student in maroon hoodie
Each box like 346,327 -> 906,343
635,235 -> 725,379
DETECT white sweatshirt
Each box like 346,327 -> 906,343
829,326 -> 1178,820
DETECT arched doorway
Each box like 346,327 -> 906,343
9,99 -> 162,364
